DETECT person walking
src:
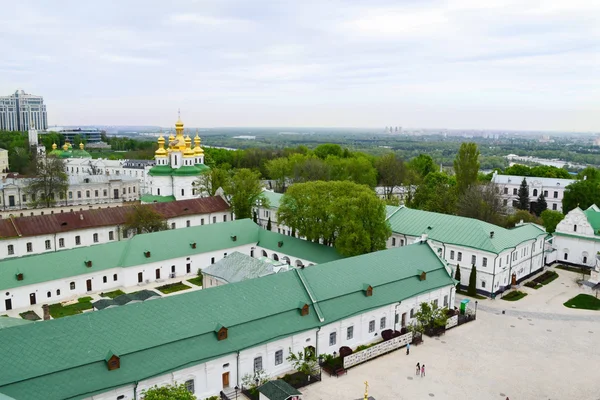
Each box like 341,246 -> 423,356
421,364 -> 425,377
406,342 -> 410,355
416,363 -> 420,375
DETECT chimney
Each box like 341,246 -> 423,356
490,231 -> 494,238
42,304 -> 50,320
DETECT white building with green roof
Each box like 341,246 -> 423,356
143,116 -> 209,203
552,204 -> 600,268
0,219 -> 342,313
0,241 -> 455,400
386,206 -> 549,296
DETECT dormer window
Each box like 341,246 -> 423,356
144,251 -> 151,258
105,351 -> 120,371
215,324 -> 228,341
363,284 -> 373,297
190,242 -> 197,249
418,270 -> 427,281
298,302 -> 310,316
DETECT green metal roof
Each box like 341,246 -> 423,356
0,317 -> 34,330
148,165 -> 175,176
149,165 -> 209,177
258,380 -> 301,400
385,205 -> 401,220
140,194 -> 176,203
261,190 -> 283,209
0,219 -> 341,291
387,206 -> 547,253
0,243 -> 452,400
583,205 -> 600,235
257,229 -> 342,264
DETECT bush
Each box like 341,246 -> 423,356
533,270 -> 559,285
338,346 -> 353,359
381,329 -> 394,341
524,281 -> 539,289
502,291 -> 528,301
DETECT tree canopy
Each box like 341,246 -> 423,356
409,172 -> 457,215
193,167 -> 230,197
224,168 -> 267,220
562,179 -> 600,213
25,156 -> 68,208
454,142 -> 480,194
503,164 -> 572,179
375,153 -> 406,199
141,383 -> 196,400
123,204 -> 168,234
540,210 -> 565,234
277,181 -> 391,256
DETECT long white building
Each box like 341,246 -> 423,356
386,206 -> 549,296
0,196 -> 230,259
0,219 -> 343,313
0,240 -> 454,400
491,171 -> 575,213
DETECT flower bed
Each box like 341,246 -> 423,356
49,297 -> 93,319
501,290 -> 527,301
524,281 -> 542,289
532,270 -> 559,286
156,281 -> 191,294
100,289 -> 125,299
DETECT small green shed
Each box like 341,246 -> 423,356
258,379 -> 302,400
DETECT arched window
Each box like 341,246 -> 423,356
262,250 -> 268,257
533,189 -> 538,196
70,282 -> 75,290
56,289 -> 61,296
47,291 -> 51,298
273,253 -> 279,261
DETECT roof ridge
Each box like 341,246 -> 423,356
294,268 -> 324,322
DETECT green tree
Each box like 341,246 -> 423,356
454,264 -> 461,283
540,210 -> 565,234
326,155 -> 377,188
408,154 -> 436,180
277,181 -> 391,256
25,156 -> 68,208
454,142 -> 480,194
313,143 -> 343,159
562,180 -> 600,212
193,167 -> 231,197
468,265 -> 477,296
409,172 -> 457,215
141,383 -> 196,400
534,192 -> 547,215
265,157 -> 292,193
517,178 -> 530,210
286,347 -> 317,376
375,153 -> 406,199
577,167 -> 600,182
504,210 -> 541,228
224,168 -> 267,220
457,182 -> 505,224
289,154 -> 330,183
9,146 -> 32,174
412,301 -> 449,333
123,204 -> 168,234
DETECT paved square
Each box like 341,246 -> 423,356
301,268 -> 600,400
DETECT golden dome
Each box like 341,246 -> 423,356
63,142 -> 69,151
193,133 -> 204,155
52,143 -> 57,150
183,135 -> 195,157
155,134 -> 167,157
79,142 -> 84,150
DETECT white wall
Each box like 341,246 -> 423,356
553,207 -> 599,267
84,283 -> 454,400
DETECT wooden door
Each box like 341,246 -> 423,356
5,299 -> 12,310
511,273 -> 517,286
401,312 -> 407,327
155,269 -> 160,279
138,272 -> 143,283
86,279 -> 92,292
222,372 -> 230,388
29,293 -> 36,305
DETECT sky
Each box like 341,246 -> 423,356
1,0 -> 599,131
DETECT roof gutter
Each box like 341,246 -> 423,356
294,269 -> 324,322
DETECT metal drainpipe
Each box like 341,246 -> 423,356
236,350 -> 240,387
528,239 -> 536,276
315,327 -> 321,358
490,254 -> 498,298
134,381 -> 139,399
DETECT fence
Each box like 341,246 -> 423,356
445,315 -> 458,330
343,332 -> 413,369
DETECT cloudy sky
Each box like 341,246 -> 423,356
1,0 -> 598,130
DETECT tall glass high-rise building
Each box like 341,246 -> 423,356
0,90 -> 47,131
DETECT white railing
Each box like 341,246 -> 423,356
445,315 -> 458,330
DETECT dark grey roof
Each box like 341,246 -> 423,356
202,251 -> 285,283
258,380 -> 301,400
92,290 -> 160,310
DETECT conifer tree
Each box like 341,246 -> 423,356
517,178 -> 530,210
266,217 -> 272,231
468,265 -> 477,296
454,264 -> 461,284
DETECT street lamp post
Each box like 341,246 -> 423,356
475,300 -> 478,319
235,385 -> 239,400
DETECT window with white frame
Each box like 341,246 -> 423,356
109,231 -> 114,240
185,379 -> 195,394
347,326 -> 354,340
400,239 -> 404,246
75,236 -> 81,245
433,299 -> 438,307
482,257 -> 487,267
380,317 -> 386,329
443,295 -> 448,307
457,252 -> 462,261
254,356 -> 263,372
45,240 -> 51,250
59,238 -> 65,248
368,320 -> 375,333
392,237 -> 396,246
450,250 -> 454,260
329,331 -> 337,346
275,350 -> 283,365
93,233 -> 98,243
471,255 -> 476,265
70,282 -> 75,290
7,245 -> 14,255
26,242 -> 32,252
481,280 -> 486,288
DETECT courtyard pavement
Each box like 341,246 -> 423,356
301,267 -> 600,400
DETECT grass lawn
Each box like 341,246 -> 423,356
564,294 -> 600,310
19,310 -> 41,321
456,289 -> 487,300
187,276 -> 203,287
502,291 -> 528,301
100,290 -> 126,299
555,265 -> 591,276
535,270 -> 559,286
49,297 -> 94,319
156,281 -> 191,294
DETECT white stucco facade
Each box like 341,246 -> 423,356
552,206 -> 600,268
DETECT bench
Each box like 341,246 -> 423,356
334,368 -> 347,377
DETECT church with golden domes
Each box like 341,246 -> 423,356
143,114 -> 209,203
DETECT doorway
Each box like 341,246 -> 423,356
86,279 -> 92,292
138,272 -> 143,283
222,372 -> 230,388
29,293 -> 36,305
401,312 -> 407,327
155,269 -> 160,279
5,299 -> 12,311
511,273 -> 517,286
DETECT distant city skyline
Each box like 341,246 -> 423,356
1,1 -> 599,131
